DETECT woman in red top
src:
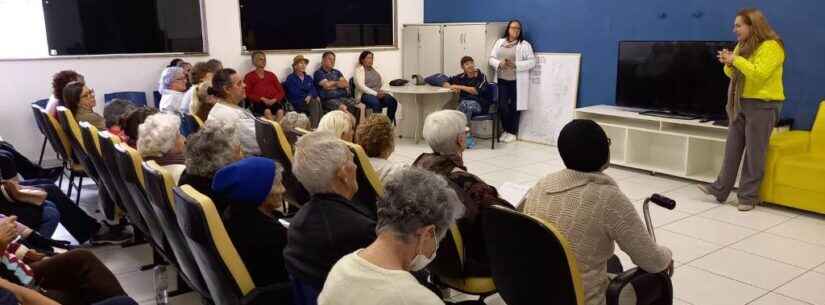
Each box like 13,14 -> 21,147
244,51 -> 286,120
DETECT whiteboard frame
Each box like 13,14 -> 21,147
517,52 -> 582,146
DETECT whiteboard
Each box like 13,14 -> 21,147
518,53 -> 581,146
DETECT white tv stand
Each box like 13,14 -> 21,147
575,105 -> 730,183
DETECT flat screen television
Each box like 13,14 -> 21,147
615,41 -> 736,119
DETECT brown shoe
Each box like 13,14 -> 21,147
737,201 -> 757,211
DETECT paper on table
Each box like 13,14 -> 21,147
499,182 -> 532,208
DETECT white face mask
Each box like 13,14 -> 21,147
408,231 -> 439,271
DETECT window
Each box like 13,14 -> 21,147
239,0 -> 395,51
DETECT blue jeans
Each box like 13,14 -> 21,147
361,94 -> 398,123
458,99 -> 483,124
39,201 -> 60,237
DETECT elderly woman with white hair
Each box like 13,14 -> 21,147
316,110 -> 355,142
284,131 -> 376,294
319,167 -> 468,305
158,67 -> 188,113
413,110 -> 513,277
279,111 -> 311,147
178,121 -> 243,213
137,113 -> 186,183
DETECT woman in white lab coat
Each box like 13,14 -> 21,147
489,19 -> 536,143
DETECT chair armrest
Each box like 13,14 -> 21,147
606,268 -> 672,305
769,131 -> 810,156
242,282 -> 292,305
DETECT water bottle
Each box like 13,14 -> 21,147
154,265 -> 169,305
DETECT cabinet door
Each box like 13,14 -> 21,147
402,26 -> 420,80
462,25 -> 488,75
442,25 -> 476,76
418,26 -> 443,77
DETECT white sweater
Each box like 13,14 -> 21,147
318,251 -> 444,305
206,102 -> 261,155
158,89 -> 185,113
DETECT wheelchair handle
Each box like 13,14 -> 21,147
642,194 -> 677,242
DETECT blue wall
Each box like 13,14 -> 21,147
425,0 -> 825,129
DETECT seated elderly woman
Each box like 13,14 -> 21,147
206,68 -> 261,156
211,157 -> 289,287
137,113 -> 186,183
103,99 -> 137,143
178,122 -> 243,214
46,70 -> 84,116
520,119 -> 672,305
279,111 -> 310,148
63,81 -> 104,129
355,114 -> 405,182
158,67 -> 188,113
316,110 -> 355,142
413,110 -> 513,277
319,167 -> 466,305
121,107 -> 159,148
284,131 -> 376,293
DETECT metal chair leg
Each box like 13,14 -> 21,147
75,176 -> 83,204
66,172 -> 75,198
37,137 -> 47,166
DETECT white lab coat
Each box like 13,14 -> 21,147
488,38 -> 536,111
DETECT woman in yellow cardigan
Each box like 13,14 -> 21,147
698,8 -> 785,211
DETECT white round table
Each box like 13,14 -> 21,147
383,85 -> 454,143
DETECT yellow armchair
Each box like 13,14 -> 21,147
761,101 -> 825,214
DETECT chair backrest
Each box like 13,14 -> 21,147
37,106 -> 73,163
255,118 -> 310,209
429,224 -> 468,278
79,123 -> 120,220
31,100 -> 49,135
142,161 -> 211,299
113,143 -> 169,254
153,91 -> 162,108
99,133 -> 149,235
104,91 -> 148,107
185,113 -> 205,134
343,142 -> 382,219
56,107 -> 100,180
811,101 -> 825,154
482,206 -> 585,305
483,83 -> 498,104
174,185 -> 255,305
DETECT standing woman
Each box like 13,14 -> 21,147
489,19 -> 535,143
698,8 -> 785,212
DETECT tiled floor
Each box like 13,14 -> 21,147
58,138 -> 825,305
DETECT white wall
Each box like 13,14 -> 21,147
0,0 -> 423,158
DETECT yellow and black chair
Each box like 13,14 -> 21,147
481,206 -> 673,305
56,106 -> 101,203
143,161 -> 212,302
254,117 -> 310,211
33,105 -> 71,188
429,224 -> 496,299
98,132 -> 149,239
78,122 -> 122,221
342,142 -> 383,219
184,113 -> 205,135
30,100 -> 51,166
174,185 -> 291,305
113,143 -> 176,268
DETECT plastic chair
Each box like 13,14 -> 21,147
33,105 -> 72,189
104,91 -> 148,107
56,107 -> 98,203
342,142 -> 383,219
99,133 -> 151,239
78,123 -> 122,221
153,91 -> 162,108
469,83 -> 500,149
430,223 -> 496,299
174,185 -> 292,305
254,118 -> 310,211
31,99 -> 50,165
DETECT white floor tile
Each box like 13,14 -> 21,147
816,262 -> 825,274
699,203 -> 792,231
622,175 -> 689,193
776,271 -> 825,305
689,248 -> 806,290
673,298 -> 694,305
758,203 -> 804,218
749,293 -> 812,305
613,249 -> 637,270
662,216 -> 757,246
483,155 -> 546,168
511,159 -> 566,177
654,230 -> 722,265
730,232 -> 825,269
616,179 -> 660,202
92,243 -> 153,275
117,269 -> 176,304
768,216 -> 825,247
633,200 -> 693,228
477,169 -> 538,189
463,159 -> 506,175
603,166 -> 646,181
663,185 -> 732,215
672,265 -> 765,305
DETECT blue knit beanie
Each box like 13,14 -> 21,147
212,157 -> 277,206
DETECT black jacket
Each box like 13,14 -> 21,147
283,193 -> 376,289
178,171 -> 228,214
224,206 -> 289,286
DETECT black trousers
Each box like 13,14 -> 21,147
0,142 -> 45,180
21,179 -> 101,243
248,100 -> 285,117
497,79 -> 520,135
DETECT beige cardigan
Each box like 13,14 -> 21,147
521,169 -> 672,305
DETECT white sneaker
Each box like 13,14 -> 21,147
502,133 -> 517,143
499,132 -> 511,142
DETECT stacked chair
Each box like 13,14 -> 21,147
30,99 -> 51,166
55,106 -> 100,203
254,118 -> 309,212
342,142 -> 383,219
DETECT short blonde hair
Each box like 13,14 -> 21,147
422,110 -> 466,155
137,113 -> 181,158
317,110 -> 353,140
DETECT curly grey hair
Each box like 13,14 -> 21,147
159,67 -> 185,91
280,111 -> 310,131
422,110 -> 466,155
184,121 -> 240,177
137,113 -> 181,158
103,99 -> 137,128
293,131 -> 351,194
376,167 -> 465,243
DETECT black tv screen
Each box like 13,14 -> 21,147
615,41 -> 736,118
